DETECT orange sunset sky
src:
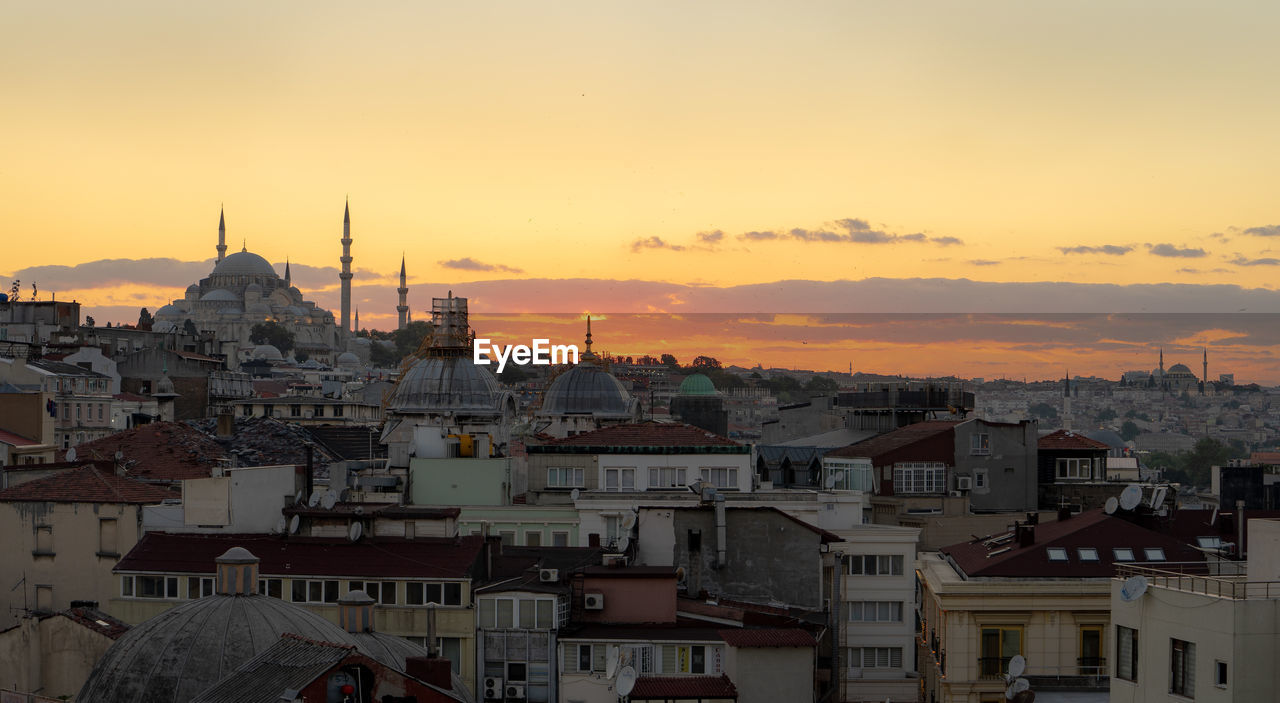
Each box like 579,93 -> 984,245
4,2 -> 1280,381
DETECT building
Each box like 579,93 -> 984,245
0,465 -> 175,630
0,387 -> 56,465
670,373 -> 729,437
0,602 -> 130,700
0,355 -> 115,448
918,508 -> 1205,703
1109,518 -> 1280,702
1037,429 -> 1113,510
534,317 -> 641,439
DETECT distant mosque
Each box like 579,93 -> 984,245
152,203 -> 412,367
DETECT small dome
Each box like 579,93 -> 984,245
252,345 -> 283,361
386,355 -> 506,414
354,337 -> 372,346
286,305 -> 308,316
154,375 -> 177,396
245,282 -> 263,295
540,364 -> 634,417
200,289 -> 239,303
678,373 -> 718,396
186,284 -> 200,294
216,546 -> 258,564
336,352 -> 360,367
154,303 -> 183,318
211,251 -> 277,277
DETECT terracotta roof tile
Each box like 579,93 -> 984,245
61,606 -> 132,639
825,421 -> 958,460
60,421 -> 228,481
538,422 -> 743,448
116,532 -> 485,580
717,628 -> 816,648
0,465 -> 177,504
1038,429 -> 1111,451
630,675 -> 737,699
0,428 -> 41,446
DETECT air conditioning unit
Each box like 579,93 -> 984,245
482,677 -> 503,700
956,476 -> 973,491
504,684 -> 525,699
539,568 -> 559,583
584,593 -> 605,610
949,490 -> 963,497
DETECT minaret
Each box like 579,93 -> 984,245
354,307 -> 360,334
216,206 -> 227,262
284,258 -> 291,287
1203,347 -> 1209,395
397,255 -> 409,330
1159,347 -> 1165,392
1062,369 -> 1072,430
339,200 -> 353,335
582,315 -> 597,361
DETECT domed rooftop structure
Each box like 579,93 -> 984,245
200,288 -> 238,302
538,317 -> 636,418
336,351 -> 360,367
244,282 -> 263,295
678,373 -> 718,396
155,303 -> 184,316
386,355 -> 505,414
1167,363 -> 1194,375
77,548 -> 368,703
211,250 -> 277,277
252,344 -> 283,361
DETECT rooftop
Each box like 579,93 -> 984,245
716,628 -> 816,648
0,465 -> 177,504
0,428 -> 41,446
630,674 -> 737,700
60,421 -> 229,481
531,422 -> 745,453
1038,429 -> 1111,451
825,421 -> 958,461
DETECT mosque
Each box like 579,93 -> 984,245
151,204 -> 406,367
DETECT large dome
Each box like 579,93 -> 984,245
212,251 -> 278,277
678,373 -> 718,396
541,364 -> 633,416
77,592 -> 363,703
1167,363 -> 1194,375
200,288 -> 239,302
386,355 -> 506,414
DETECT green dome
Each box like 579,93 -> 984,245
678,373 -> 718,396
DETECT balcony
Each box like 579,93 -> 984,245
979,658 -> 1108,690
1116,562 -> 1280,600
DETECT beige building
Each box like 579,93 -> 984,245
0,465 -> 173,630
917,509 -> 1204,703
0,389 -> 57,466
1110,518 -> 1280,703
0,604 -> 129,699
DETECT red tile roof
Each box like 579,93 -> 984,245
61,606 -> 132,639
717,628 -> 816,648
825,421 -> 958,460
541,422 -> 742,448
60,421 -> 228,481
0,465 -> 177,504
941,509 -> 1205,578
1038,429 -> 1110,451
113,392 -> 152,402
630,675 -> 737,700
116,532 -> 485,579
0,428 -> 41,446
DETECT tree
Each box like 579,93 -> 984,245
1029,402 -> 1058,420
691,355 -> 722,370
294,350 -> 309,363
1119,420 -> 1141,442
84,315 -> 96,327
370,341 -> 399,368
804,375 -> 839,392
182,319 -> 198,337
392,321 -> 432,359
660,354 -> 679,369
1096,408 -> 1117,423
249,321 -> 295,353
137,308 -> 154,331
499,364 -> 532,384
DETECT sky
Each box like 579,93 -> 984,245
4,2 -> 1280,381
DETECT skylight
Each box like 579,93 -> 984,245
1113,548 -> 1135,562
1196,536 -> 1222,549
1143,547 -> 1166,561
1078,548 -> 1100,562
1047,547 -> 1068,561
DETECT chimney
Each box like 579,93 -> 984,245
1237,500 -> 1246,560
405,656 -> 453,690
1026,512 -> 1039,525
1017,524 -> 1035,547
216,411 -> 234,439
1058,506 -> 1072,522
304,443 -> 314,502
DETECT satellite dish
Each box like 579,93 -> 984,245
1151,486 -> 1168,511
114,450 -> 124,461
621,512 -> 637,531
570,488 -> 580,501
321,491 -> 337,510
1013,679 -> 1031,693
1209,506 -> 1219,526
833,470 -> 845,482
65,447 -> 77,462
348,522 -> 363,542
275,517 -> 287,534
1119,485 -> 1143,511
1008,654 -> 1026,678
618,536 -> 630,552
288,515 -> 300,534
606,645 -> 620,679
307,491 -> 322,508
824,474 -> 837,489
1104,497 -> 1119,515
295,490 -> 304,506
1120,575 -> 1148,602
616,667 -> 637,697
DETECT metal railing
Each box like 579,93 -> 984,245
978,656 -> 1010,679
1116,563 -> 1280,600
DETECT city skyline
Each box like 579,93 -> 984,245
5,2 -> 1280,380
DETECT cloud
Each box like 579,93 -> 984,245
696,230 -> 725,245
733,218 -> 961,246
969,259 -> 1001,266
739,230 -> 781,241
1059,245 -> 1133,255
438,257 -> 523,273
1242,225 -> 1280,237
1231,256 -> 1280,267
1147,243 -> 1207,258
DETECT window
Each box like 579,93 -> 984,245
848,601 -> 904,622
507,662 -> 527,682
332,405 -> 343,418
34,526 -> 53,555
1113,548 -> 1135,562
577,644 -> 601,672
1171,638 -> 1195,697
849,647 -> 903,669
264,404 -> 275,417
1215,660 -> 1227,689
604,515 -> 621,545
552,531 -> 569,547
350,581 -> 396,605
846,554 -> 905,576
1077,548 -> 1100,562
621,645 -> 655,674
313,405 -> 326,418
1195,536 -> 1222,549
1047,547 -> 1068,561
700,467 -> 738,489
439,637 -> 460,673
971,433 -> 991,455
500,531 -> 516,546
979,626 -> 1023,677
35,585 -> 52,612
187,576 -> 214,599
405,582 -> 462,606
243,405 -> 253,417
893,463 -> 946,494
525,531 -> 541,546
663,645 -> 713,674
135,575 -> 179,599
1079,626 -> 1103,673
1055,457 -> 1094,480
604,468 -> 635,491
1116,626 -> 1138,682
1144,548 -> 1166,562
290,404 -> 302,417
975,468 -> 988,489
649,467 -> 687,489
121,575 -> 134,597
547,467 -> 584,488
259,578 -> 283,598
291,579 -> 339,604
